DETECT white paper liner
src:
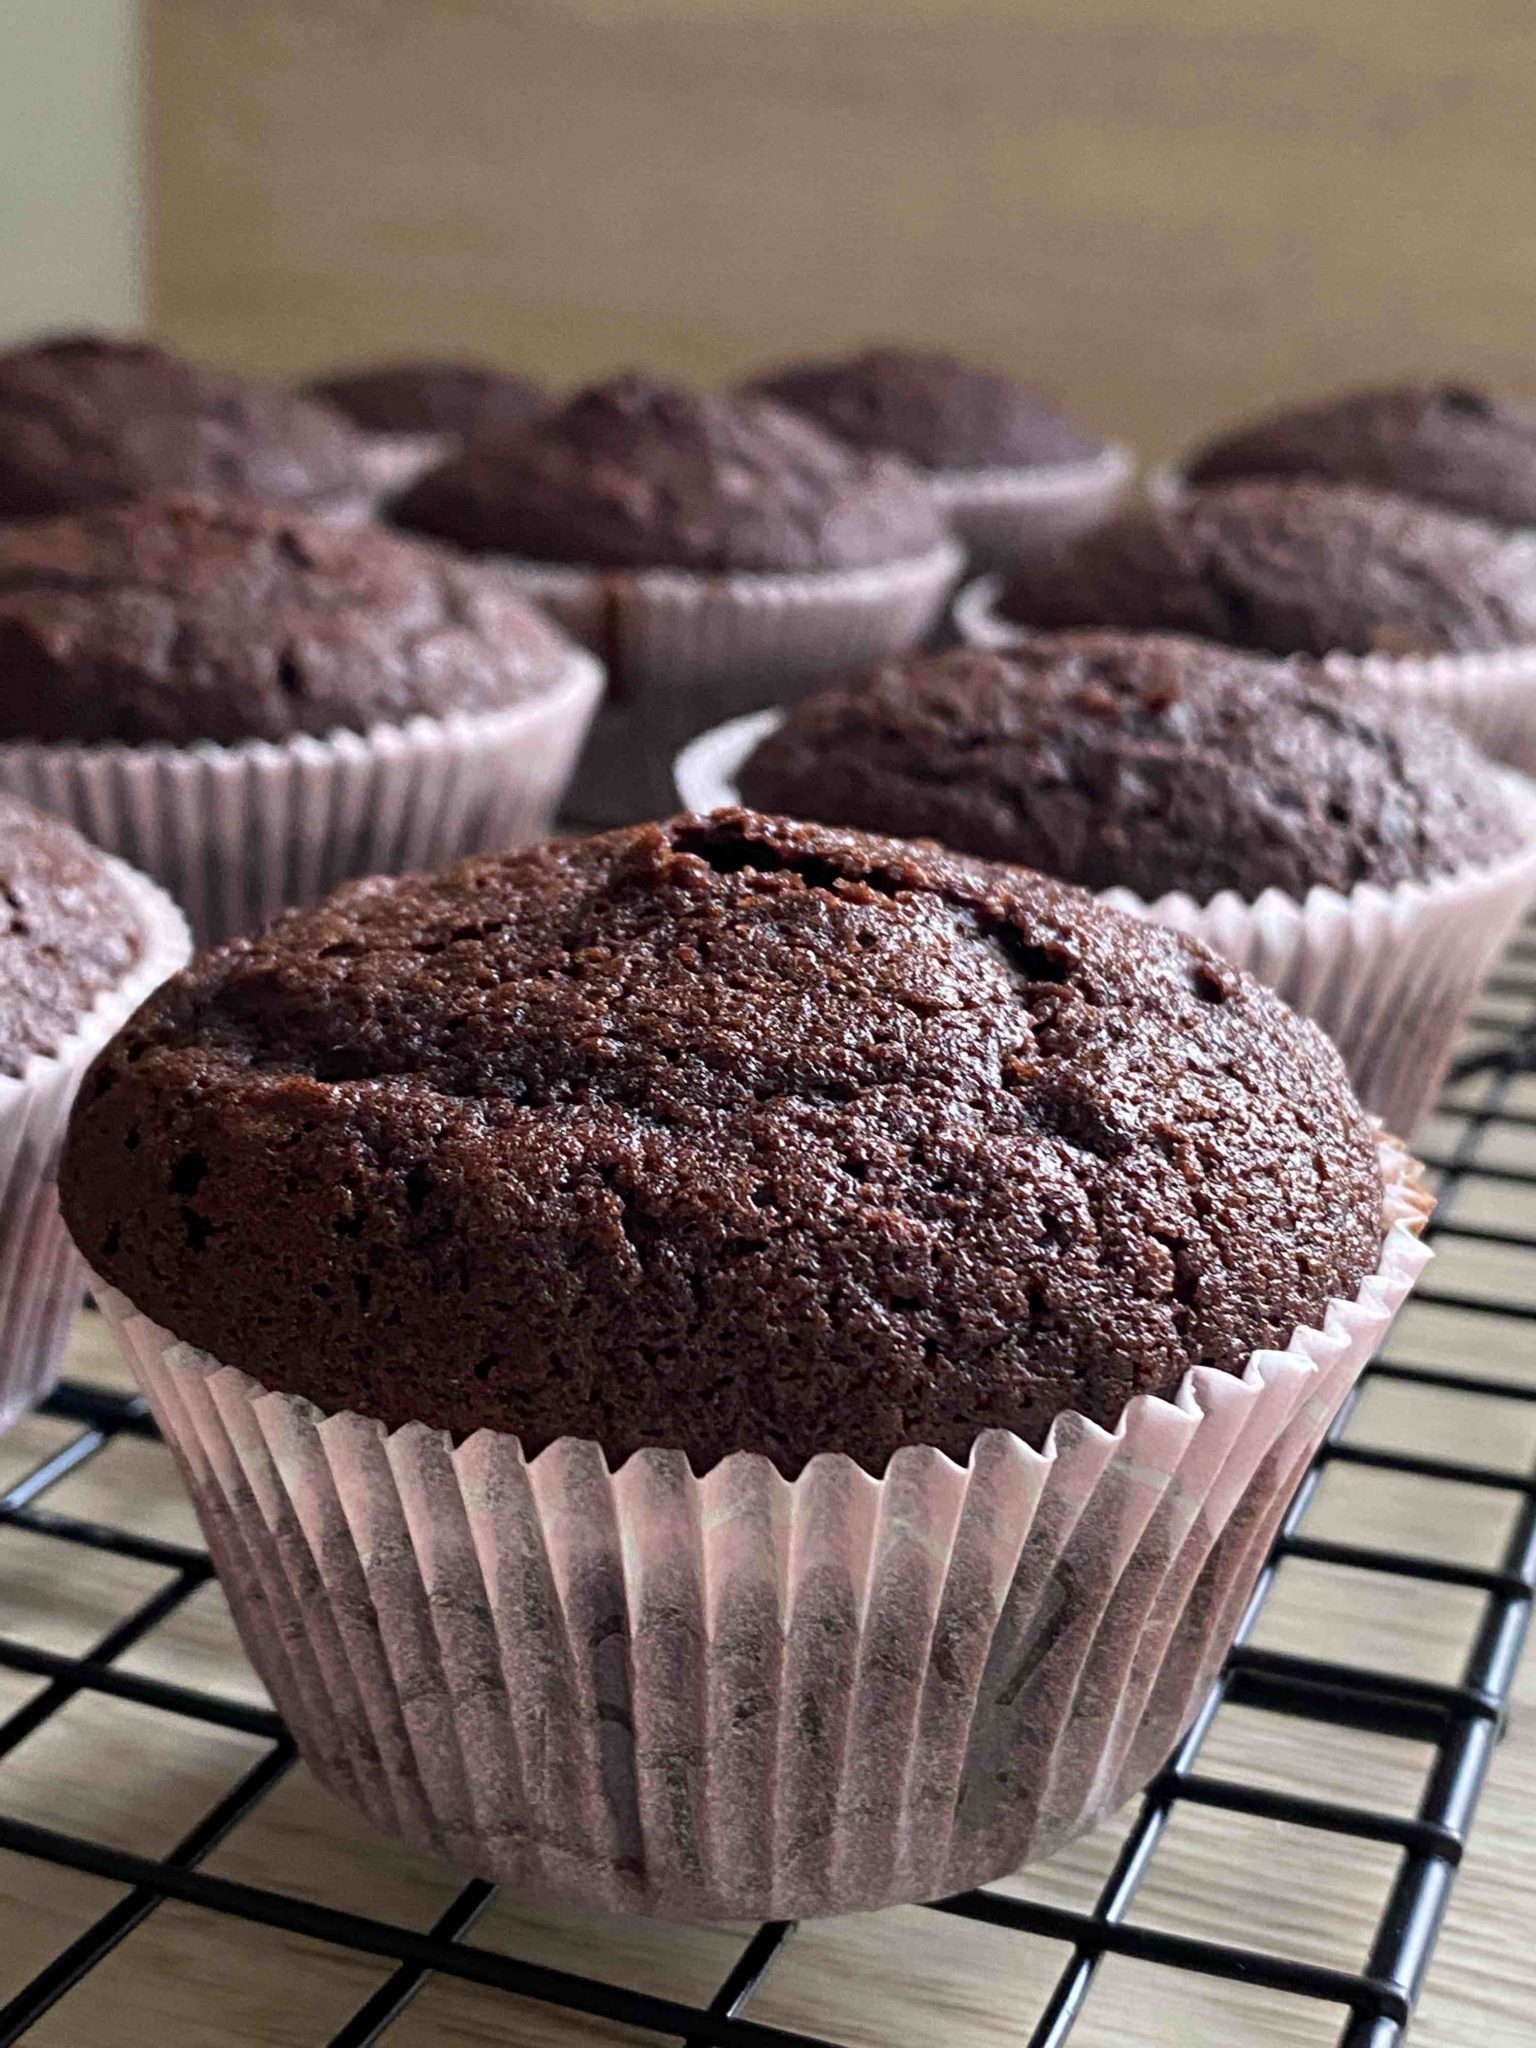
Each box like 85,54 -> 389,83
925,445 -> 1134,573
492,542 -> 963,826
674,716 -> 1536,1137
0,862 -> 189,1435
954,558 -> 1536,777
94,1133 -> 1427,1918
354,432 -> 457,505
303,484 -> 389,529
0,652 -> 603,947
1320,643 -> 1536,779
1142,460 -> 1187,509
952,571 -> 1040,651
673,706 -> 785,814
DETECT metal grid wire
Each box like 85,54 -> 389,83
1,936 -> 1535,2048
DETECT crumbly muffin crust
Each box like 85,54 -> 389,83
738,634 -> 1521,900
0,794 -> 143,1076
63,809 -> 1383,1474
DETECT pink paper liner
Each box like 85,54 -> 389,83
0,652 -> 603,946
674,716 -> 1536,1136
0,862 -> 189,1435
493,542 -> 963,826
924,445 -> 1134,573
93,1134 -> 1427,1918
954,563 -> 1536,777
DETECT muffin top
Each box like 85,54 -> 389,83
0,493 -> 581,747
738,635 -> 1521,902
0,793 -> 144,1077
63,809 -> 1383,1475
749,345 -> 1108,474
997,479 -> 1536,657
1185,384 -> 1536,530
389,372 -> 947,572
0,334 -> 368,522
302,359 -> 548,440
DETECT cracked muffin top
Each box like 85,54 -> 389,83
737,634 -> 1522,901
747,345 -> 1108,473
0,793 -> 145,1076
389,372 -> 948,572
996,479 -> 1536,657
303,359 -> 548,441
62,808 -> 1383,1474
1185,384 -> 1536,529
0,493 -> 581,746
0,333 -> 368,521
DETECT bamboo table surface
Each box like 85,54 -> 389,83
0,1083 -> 1533,2046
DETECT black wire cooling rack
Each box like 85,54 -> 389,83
1,936 -> 1535,2047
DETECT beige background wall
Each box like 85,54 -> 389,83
2,0 -> 144,344
148,0 -> 1536,457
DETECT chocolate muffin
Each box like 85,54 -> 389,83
0,334 -> 368,522
749,345 -> 1107,474
737,635 -> 1520,902
303,359 -> 548,441
1185,384 -> 1536,530
390,372 -> 946,572
995,480 -> 1536,658
0,795 -> 187,1440
0,493 -> 581,747
0,794 -> 145,1076
63,808 -> 1383,1475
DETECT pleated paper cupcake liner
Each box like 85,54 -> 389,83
0,652 -> 603,947
493,542 -> 963,826
674,715 -> 1536,1136
924,445 -> 1134,574
953,564 -> 1536,778
1320,643 -> 1536,778
94,1133 -> 1426,1919
0,862 -> 189,1435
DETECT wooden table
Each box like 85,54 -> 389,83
0,1075 -> 1532,2046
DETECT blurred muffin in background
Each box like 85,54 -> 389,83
748,344 -> 1131,571
304,358 -> 548,440
394,370 -> 944,572
1183,383 -> 1536,530
987,479 -> 1536,656
391,371 -> 960,821
0,333 -> 370,522
0,493 -> 601,941
303,357 -> 550,499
